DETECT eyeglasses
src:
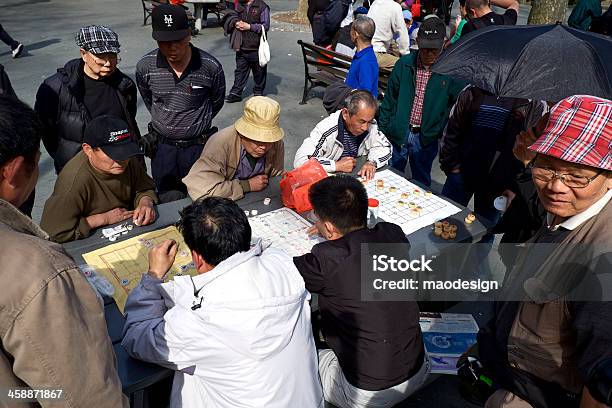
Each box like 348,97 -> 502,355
89,52 -> 121,64
530,164 -> 603,188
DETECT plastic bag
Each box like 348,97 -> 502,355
280,159 -> 327,213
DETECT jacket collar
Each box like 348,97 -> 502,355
60,58 -> 130,99
335,109 -> 370,143
0,199 -> 49,240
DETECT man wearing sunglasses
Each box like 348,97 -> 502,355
476,95 -> 612,408
35,25 -> 140,174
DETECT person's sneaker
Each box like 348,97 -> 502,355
11,43 -> 23,58
225,94 -> 242,103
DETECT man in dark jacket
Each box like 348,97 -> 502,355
294,175 -> 430,408
35,25 -> 139,174
378,16 -> 464,185
225,0 -> 271,103
0,64 -> 16,98
439,86 -> 547,229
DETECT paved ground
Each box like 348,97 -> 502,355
1,2 -> 540,406
1,0 -> 543,223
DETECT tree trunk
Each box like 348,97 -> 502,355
527,0 -> 568,24
297,0 -> 309,21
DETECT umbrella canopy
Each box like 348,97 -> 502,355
432,23 -> 612,102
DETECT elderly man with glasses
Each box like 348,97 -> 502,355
35,25 -> 140,174
475,95 -> 612,408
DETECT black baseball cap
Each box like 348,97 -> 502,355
84,116 -> 143,161
417,15 -> 446,49
152,4 -> 190,41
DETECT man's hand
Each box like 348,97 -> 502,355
235,21 -> 251,31
133,196 -> 156,226
335,157 -> 356,173
248,174 -> 269,192
148,240 -> 178,280
86,207 -> 133,229
358,161 -> 377,180
513,111 -> 549,166
501,189 -> 516,210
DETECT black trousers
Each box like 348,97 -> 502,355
0,24 -> 19,49
151,142 -> 204,201
229,50 -> 267,97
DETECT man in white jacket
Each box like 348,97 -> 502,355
294,90 -> 392,180
122,197 -> 324,407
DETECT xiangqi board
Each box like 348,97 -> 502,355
82,226 -> 196,313
362,170 -> 461,235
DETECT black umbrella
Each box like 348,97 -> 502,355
432,23 -> 612,102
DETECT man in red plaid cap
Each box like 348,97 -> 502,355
473,95 -> 612,408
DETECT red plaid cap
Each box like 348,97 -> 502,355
529,95 -> 612,171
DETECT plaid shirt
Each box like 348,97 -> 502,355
409,60 -> 432,127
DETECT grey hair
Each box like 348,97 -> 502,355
345,90 -> 378,116
352,16 -> 376,42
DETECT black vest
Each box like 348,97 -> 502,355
237,0 -> 267,51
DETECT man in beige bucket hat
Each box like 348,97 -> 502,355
183,96 -> 285,201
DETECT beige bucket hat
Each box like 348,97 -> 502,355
234,96 -> 285,143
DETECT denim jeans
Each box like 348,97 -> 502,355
391,131 -> 438,187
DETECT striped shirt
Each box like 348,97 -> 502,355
136,45 -> 226,140
339,127 -> 367,158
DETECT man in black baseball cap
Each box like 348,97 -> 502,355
41,116 -> 159,243
136,4 -> 225,203
83,115 -> 143,164
378,14 -> 465,187
152,4 -> 191,41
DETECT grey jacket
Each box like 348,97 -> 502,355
0,199 -> 128,408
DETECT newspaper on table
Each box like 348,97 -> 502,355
419,312 -> 479,375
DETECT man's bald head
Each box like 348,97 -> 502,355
352,15 -> 376,42
466,0 -> 490,13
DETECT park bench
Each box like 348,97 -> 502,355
297,40 -> 392,105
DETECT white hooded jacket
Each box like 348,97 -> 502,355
122,242 -> 324,407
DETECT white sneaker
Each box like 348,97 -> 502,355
11,43 -> 23,58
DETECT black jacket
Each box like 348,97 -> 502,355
35,59 -> 139,173
0,64 -> 16,98
439,86 -> 546,197
293,222 -> 425,391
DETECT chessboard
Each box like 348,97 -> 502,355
363,170 -> 461,235
249,207 -> 324,257
82,226 -> 196,313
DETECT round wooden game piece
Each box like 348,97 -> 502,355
413,189 -> 421,195
389,186 -> 397,193
441,231 -> 450,240
411,208 -> 421,216
434,221 -> 443,229
425,191 -> 433,197
434,227 -> 443,237
397,200 -> 406,206
442,220 -> 450,226
443,225 -> 452,232
408,202 -> 416,209
449,231 -> 457,239
401,192 -> 409,199
465,213 -> 476,224
450,224 -> 458,232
